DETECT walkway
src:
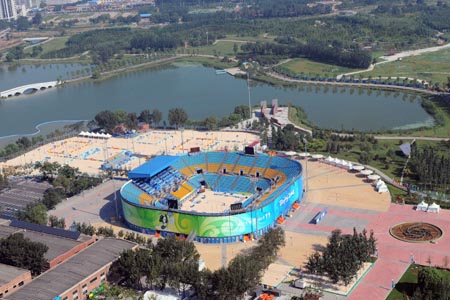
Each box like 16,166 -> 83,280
266,71 -> 443,96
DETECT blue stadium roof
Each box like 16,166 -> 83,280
128,155 -> 180,179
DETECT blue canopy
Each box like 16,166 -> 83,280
128,155 -> 179,179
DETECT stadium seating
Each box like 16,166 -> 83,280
206,152 -> 226,164
237,154 -> 256,167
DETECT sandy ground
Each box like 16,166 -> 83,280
278,231 -> 328,268
183,189 -> 246,213
4,130 -> 258,175
195,240 -> 256,271
304,161 -> 391,212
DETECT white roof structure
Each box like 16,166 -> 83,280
361,169 -> 374,176
335,158 -> 342,165
367,174 -> 381,181
377,184 -> 388,193
417,201 -> 428,212
143,291 -> 180,300
311,154 -> 324,159
376,180 -> 385,188
299,152 -> 311,157
352,165 -> 364,171
285,151 -> 297,156
427,202 -> 440,213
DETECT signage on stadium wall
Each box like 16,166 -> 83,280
122,178 -> 302,238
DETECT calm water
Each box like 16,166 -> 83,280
0,62 -> 433,137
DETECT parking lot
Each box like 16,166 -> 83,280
0,177 -> 50,218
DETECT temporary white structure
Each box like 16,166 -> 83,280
367,174 -> 381,181
352,165 -> 365,171
361,169 -> 374,176
334,158 -> 342,166
311,154 -> 324,159
298,152 -> 311,158
285,151 -> 297,156
416,201 -> 428,212
427,202 -> 441,213
325,156 -> 334,163
376,180 -> 385,189
377,183 -> 388,193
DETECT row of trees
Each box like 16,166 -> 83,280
111,227 -> 285,299
409,144 -> 450,192
305,228 -> 376,286
240,41 -> 372,69
94,105 -> 252,134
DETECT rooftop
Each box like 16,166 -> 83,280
0,263 -> 29,287
6,238 -> 137,300
0,225 -> 84,262
128,155 -> 179,179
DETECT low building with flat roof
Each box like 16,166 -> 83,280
0,263 -> 32,299
6,238 -> 137,300
0,221 -> 95,271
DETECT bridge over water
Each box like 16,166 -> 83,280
0,81 -> 60,98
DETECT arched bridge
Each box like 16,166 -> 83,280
0,81 -> 60,98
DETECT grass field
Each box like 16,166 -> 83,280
278,58 -> 360,78
365,48 -> 450,87
193,40 -> 246,56
24,37 -> 69,58
386,265 -> 450,300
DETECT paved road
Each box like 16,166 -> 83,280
266,71 -> 443,96
374,136 -> 449,141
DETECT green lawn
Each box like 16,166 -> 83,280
278,58 -> 361,78
365,48 -> 450,87
386,265 -> 419,300
193,40 -> 246,56
25,37 -> 69,58
386,266 -> 450,300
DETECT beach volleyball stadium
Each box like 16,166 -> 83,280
120,148 -> 303,243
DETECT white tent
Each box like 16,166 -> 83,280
298,152 -> 311,158
376,180 -> 386,189
361,169 -> 374,176
427,202 -> 440,213
367,174 -> 381,181
377,183 -> 388,193
335,158 -> 342,166
352,165 -> 364,171
416,201 -> 428,212
79,131 -> 86,136
143,291 -> 180,300
325,156 -> 334,163
311,154 -> 324,160
285,151 -> 297,156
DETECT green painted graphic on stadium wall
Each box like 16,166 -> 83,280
122,178 -> 302,237
122,200 -> 270,237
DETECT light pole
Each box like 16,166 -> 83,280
302,136 -> 308,192
180,127 -> 185,154
246,70 -> 252,119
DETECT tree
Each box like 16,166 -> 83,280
34,161 -> 61,181
32,13 -> 42,25
16,203 -> 48,225
204,116 -> 218,130
0,233 -> 48,275
139,109 -> 152,124
152,109 -> 163,127
49,215 -> 66,228
305,228 -> 376,286
42,187 -> 66,209
125,112 -> 138,130
168,108 -> 188,128
95,110 -> 119,132
16,16 -> 31,31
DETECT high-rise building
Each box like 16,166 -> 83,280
0,0 -> 18,20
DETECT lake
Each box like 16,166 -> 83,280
0,62 -> 434,138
